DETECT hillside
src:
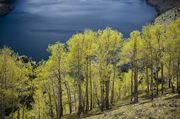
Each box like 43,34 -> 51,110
153,5 -> 180,24
0,1 -> 180,119
83,94 -> 180,119
147,0 -> 180,13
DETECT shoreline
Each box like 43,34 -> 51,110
0,0 -> 15,16
146,0 -> 180,14
0,3 -> 13,16
0,0 -> 173,17
1,0 -> 178,17
0,0 -> 179,62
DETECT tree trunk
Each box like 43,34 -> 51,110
134,65 -> 138,103
118,80 -> 121,100
156,83 -> 159,96
89,60 -> 93,110
57,79 -> 63,118
131,68 -> 134,102
17,109 -> 20,119
47,87 -> 54,119
82,95 -> 85,113
111,67 -> 116,105
11,90 -> 15,119
105,80 -> 110,109
177,54 -> 180,93
94,82 -> 100,109
168,58 -> 172,89
172,61 -> 175,93
156,70 -> 159,96
74,89 -> 77,112
146,66 -> 150,96
57,53 -> 63,118
100,81 -> 104,111
52,80 -> 58,118
161,63 -> 164,95
150,65 -> 154,101
22,105 -> 25,119
133,36 -> 138,103
77,79 -> 82,116
64,82 -> 72,114
85,57 -> 89,112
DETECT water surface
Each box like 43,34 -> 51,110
0,0 -> 156,60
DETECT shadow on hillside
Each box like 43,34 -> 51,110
139,100 -> 152,105
164,94 -> 180,101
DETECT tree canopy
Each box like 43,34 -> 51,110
0,18 -> 180,119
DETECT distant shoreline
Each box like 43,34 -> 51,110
146,0 -> 180,25
1,0 -> 179,17
0,0 -> 14,16
146,0 -> 180,14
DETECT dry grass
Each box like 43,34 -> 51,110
83,94 -> 180,119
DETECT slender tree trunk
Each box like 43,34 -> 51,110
172,61 -> 175,93
150,64 -> 154,101
161,63 -> 164,95
52,81 -> 58,118
177,54 -> 180,93
105,80 -> 110,109
57,53 -> 63,118
57,79 -> 63,118
111,67 -> 116,105
94,82 -> 100,109
82,95 -> 85,113
11,89 -> 15,119
146,65 -> 149,96
134,64 -> 138,103
100,81 -> 104,111
168,58 -> 172,89
89,60 -> 93,110
77,47 -> 83,117
17,109 -> 20,119
22,105 -> 25,119
64,82 -> 72,114
47,87 -> 54,119
85,57 -> 89,112
131,68 -> 134,102
156,82 -> 159,96
74,89 -> 77,112
133,37 -> 138,103
156,70 -> 159,96
118,80 -> 121,100
77,79 -> 82,116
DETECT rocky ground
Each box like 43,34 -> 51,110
83,94 -> 180,119
147,0 -> 180,13
153,6 -> 180,25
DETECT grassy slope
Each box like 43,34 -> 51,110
83,94 -> 180,119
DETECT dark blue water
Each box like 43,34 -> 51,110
0,0 -> 156,60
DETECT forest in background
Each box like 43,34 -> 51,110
0,17 -> 180,119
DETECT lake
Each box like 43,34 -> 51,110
0,0 -> 156,60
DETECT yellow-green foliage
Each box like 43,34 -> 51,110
1,18 -> 180,119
